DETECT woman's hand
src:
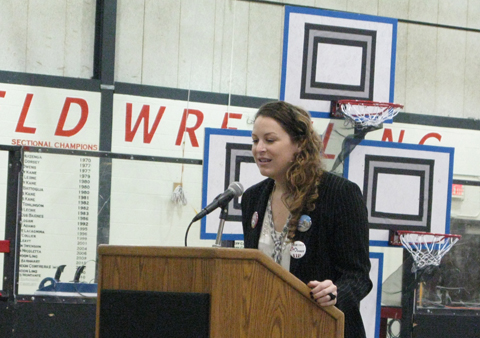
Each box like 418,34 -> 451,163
307,280 -> 337,306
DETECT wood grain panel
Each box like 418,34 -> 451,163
96,246 -> 344,338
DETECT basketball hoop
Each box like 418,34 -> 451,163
336,100 -> 404,129
396,231 -> 461,271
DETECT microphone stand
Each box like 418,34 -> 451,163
212,205 -> 228,248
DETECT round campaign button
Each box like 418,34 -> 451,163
290,241 -> 306,259
251,211 -> 259,229
298,214 -> 312,232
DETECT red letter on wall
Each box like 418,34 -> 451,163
125,103 -> 165,143
15,93 -> 37,134
175,109 -> 204,147
322,123 -> 335,160
419,132 -> 441,144
381,128 -> 405,142
55,97 -> 89,137
221,112 -> 242,129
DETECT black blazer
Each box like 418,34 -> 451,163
241,171 -> 372,338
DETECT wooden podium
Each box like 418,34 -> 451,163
96,245 -> 344,337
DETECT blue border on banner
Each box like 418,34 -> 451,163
344,139 -> 455,247
201,128 -> 252,241
280,6 -> 398,115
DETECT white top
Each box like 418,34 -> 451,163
258,196 -> 291,271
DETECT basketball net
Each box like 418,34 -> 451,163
337,100 -> 404,129
397,231 -> 461,272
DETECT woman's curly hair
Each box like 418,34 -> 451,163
255,101 -> 325,239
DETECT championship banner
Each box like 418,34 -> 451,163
0,82 -> 101,149
0,81 -> 101,294
111,94 -> 258,158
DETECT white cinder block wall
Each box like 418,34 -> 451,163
2,0 -> 480,118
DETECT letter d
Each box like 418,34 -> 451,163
55,97 -> 88,137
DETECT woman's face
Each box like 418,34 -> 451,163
251,116 -> 299,182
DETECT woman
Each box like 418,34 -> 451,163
241,101 -> 372,338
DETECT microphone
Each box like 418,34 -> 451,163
192,182 -> 244,222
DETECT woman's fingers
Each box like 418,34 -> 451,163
308,280 -> 337,306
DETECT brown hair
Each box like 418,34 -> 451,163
255,101 -> 324,239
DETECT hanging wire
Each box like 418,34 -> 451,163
170,44 -> 194,206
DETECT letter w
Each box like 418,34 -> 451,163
125,103 -> 165,143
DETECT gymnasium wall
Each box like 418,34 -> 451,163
2,0 -> 480,119
0,1 -> 479,336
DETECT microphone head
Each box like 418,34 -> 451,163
228,181 -> 244,197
